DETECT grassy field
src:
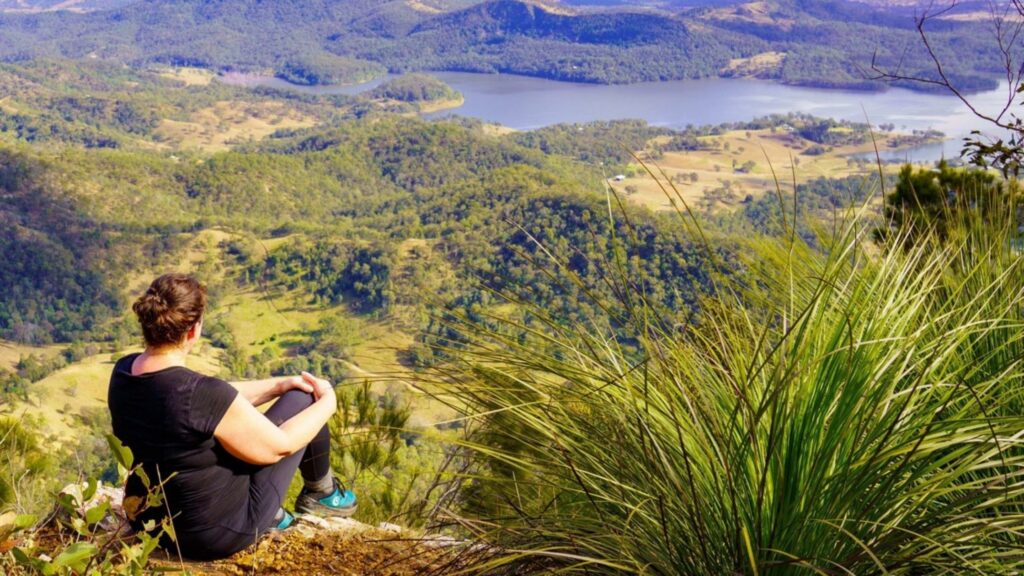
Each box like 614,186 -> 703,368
217,289 -> 333,357
3,346 -> 224,442
0,96 -> 18,114
610,128 -> 919,212
154,101 -> 318,152
480,123 -> 518,137
0,341 -> 62,372
706,1 -> 796,27
723,51 -> 786,76
413,95 -> 465,114
216,287 -> 454,428
154,66 -> 215,86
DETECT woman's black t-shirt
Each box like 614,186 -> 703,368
107,354 -> 246,534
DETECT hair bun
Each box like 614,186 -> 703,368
132,290 -> 168,319
132,273 -> 207,348
146,289 -> 170,310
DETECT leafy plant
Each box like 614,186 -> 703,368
5,436 -> 178,576
435,172 -> 1024,573
328,381 -> 425,524
878,160 -> 1015,246
0,417 -> 52,508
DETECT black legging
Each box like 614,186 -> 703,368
174,390 -> 331,559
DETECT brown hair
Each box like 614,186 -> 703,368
132,273 -> 207,348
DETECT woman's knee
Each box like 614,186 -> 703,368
264,389 -> 316,425
280,388 -> 315,406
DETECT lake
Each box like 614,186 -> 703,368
222,71 -> 1013,162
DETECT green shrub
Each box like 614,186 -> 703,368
438,177 -> 1024,573
3,436 -> 173,575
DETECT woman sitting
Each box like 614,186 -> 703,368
108,272 -> 356,560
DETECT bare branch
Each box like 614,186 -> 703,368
984,0 -> 1024,122
870,0 -> 1021,131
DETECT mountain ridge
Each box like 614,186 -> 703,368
409,0 -> 693,45
0,0 -> 1005,90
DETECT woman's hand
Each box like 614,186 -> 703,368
301,371 -> 336,405
217,373 -> 338,465
231,376 -> 315,407
275,375 -> 315,397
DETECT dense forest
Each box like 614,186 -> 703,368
370,73 -> 461,104
0,0 -> 1006,91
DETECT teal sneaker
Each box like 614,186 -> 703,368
271,508 -> 294,531
295,478 -> 357,518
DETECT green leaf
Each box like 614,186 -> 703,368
82,477 -> 98,502
13,547 -> 56,575
106,434 -> 133,470
135,466 -> 151,490
14,514 -> 36,530
142,529 -> 162,558
161,517 -> 177,542
84,502 -> 110,526
52,541 -> 98,572
57,492 -> 77,515
11,546 -> 34,566
70,516 -> 88,537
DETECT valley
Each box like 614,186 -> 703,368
0,0 -> 1021,573
0,57 -> 964,449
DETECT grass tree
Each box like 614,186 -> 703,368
433,172 -> 1024,574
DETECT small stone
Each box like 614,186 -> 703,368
325,517 -> 365,534
377,522 -> 402,533
296,513 -> 329,529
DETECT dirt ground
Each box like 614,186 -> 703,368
19,518 -> 466,576
158,529 -> 465,576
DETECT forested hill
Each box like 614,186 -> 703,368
0,0 -> 1004,90
0,113 -> 714,347
411,1 -> 692,44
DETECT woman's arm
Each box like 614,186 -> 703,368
229,375 -> 313,407
215,373 -> 336,465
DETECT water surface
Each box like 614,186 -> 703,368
222,71 -> 1013,162
427,72 -> 1012,162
